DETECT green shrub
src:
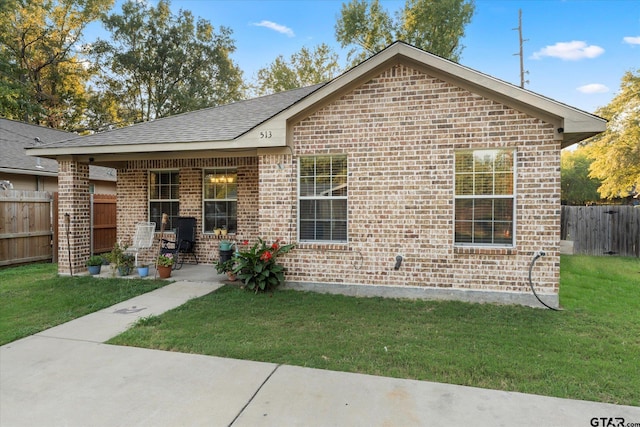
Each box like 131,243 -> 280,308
86,255 -> 104,266
233,238 -> 294,292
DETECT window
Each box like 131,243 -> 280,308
299,155 -> 347,242
203,169 -> 237,233
454,149 -> 515,246
149,170 -> 179,231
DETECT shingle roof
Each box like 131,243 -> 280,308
0,118 -> 116,180
44,84 -> 325,148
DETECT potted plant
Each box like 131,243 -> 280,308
106,242 -> 134,276
137,264 -> 150,278
86,255 -> 103,275
215,258 -> 237,281
156,253 -> 174,278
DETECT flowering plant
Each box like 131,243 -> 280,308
233,238 -> 295,292
157,253 -> 175,267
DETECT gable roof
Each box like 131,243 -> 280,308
0,118 -> 116,181
27,41 -> 605,162
265,42 -> 606,149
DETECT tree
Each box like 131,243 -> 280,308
335,0 -> 475,65
91,0 -> 244,125
584,70 -> 640,199
0,0 -> 113,129
254,44 -> 341,96
561,148 -> 601,205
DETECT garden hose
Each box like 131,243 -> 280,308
528,251 -> 561,311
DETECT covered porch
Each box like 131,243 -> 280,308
52,150 -> 294,275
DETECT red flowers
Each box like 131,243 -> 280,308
259,251 -> 272,261
271,242 -> 279,250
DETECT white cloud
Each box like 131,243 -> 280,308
577,83 -> 609,94
532,41 -> 604,60
252,20 -> 294,37
623,36 -> 640,45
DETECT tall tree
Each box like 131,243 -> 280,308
335,0 -> 475,65
584,70 -> 640,199
254,44 -> 340,96
561,148 -> 601,205
91,0 -> 244,125
0,0 -> 113,129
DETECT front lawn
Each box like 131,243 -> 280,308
109,255 -> 640,406
0,263 -> 168,345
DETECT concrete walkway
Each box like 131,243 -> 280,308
1,279 -> 639,427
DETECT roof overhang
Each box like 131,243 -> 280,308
253,42 -> 606,149
0,167 -> 57,177
26,138 -> 287,168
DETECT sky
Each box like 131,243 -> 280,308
87,0 -> 640,114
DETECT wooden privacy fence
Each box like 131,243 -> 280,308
561,205 -> 640,258
0,190 -> 53,266
1,191 -> 117,267
52,193 -> 117,261
91,194 -> 117,255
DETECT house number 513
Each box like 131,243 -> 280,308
260,130 -> 272,139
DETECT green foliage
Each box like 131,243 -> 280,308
561,148 -> 601,205
335,0 -> 475,65
91,0 -> 244,126
86,255 -> 104,266
584,70 -> 640,199
335,0 -> 394,64
0,0 -> 113,129
233,238 -> 295,292
254,44 -> 340,96
106,242 -> 134,272
156,253 -> 175,267
214,257 -> 235,274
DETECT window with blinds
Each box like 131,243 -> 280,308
299,155 -> 347,242
454,149 -> 515,246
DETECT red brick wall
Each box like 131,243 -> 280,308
281,64 -> 560,294
118,158 -> 258,265
57,160 -> 90,274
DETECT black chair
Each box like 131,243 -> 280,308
161,217 -> 198,270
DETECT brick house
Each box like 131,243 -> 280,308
29,42 -> 605,307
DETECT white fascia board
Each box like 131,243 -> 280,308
26,137 -> 286,159
0,167 -> 57,177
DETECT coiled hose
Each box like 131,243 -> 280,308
528,252 -> 560,311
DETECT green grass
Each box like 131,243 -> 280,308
108,255 -> 640,406
0,263 -> 168,345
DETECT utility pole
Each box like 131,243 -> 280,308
513,9 -> 529,88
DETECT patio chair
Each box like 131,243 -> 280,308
161,216 -> 198,270
124,222 -> 156,267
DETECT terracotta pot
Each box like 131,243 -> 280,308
157,265 -> 172,278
